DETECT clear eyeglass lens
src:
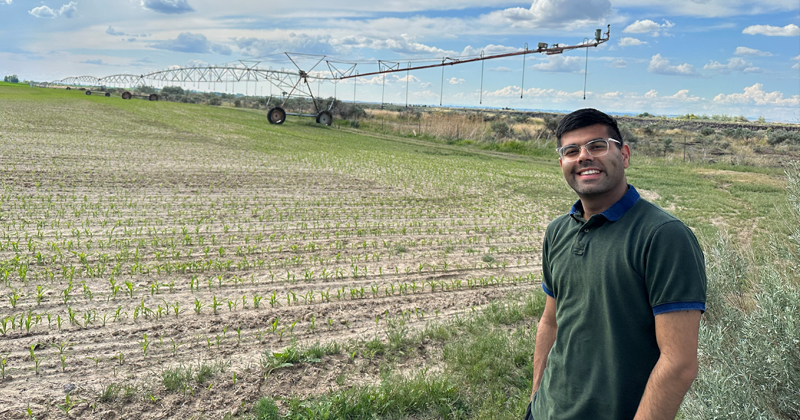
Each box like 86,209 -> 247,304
560,139 -> 612,160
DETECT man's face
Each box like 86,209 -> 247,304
559,123 -> 630,199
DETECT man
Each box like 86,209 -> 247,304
527,108 -> 706,420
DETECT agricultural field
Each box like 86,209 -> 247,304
0,84 -> 572,418
0,83 -> 794,419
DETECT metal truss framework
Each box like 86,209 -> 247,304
37,26 -> 611,122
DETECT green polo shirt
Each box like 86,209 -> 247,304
533,185 -> 706,420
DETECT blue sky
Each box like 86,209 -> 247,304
1,0 -> 798,121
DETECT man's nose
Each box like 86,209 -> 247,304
577,146 -> 594,161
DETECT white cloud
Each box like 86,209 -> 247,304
704,57 -> 761,73
140,0 -> 194,14
645,89 -> 658,98
2,0 -> 11,4
793,55 -> 800,70
609,59 -> 627,68
483,0 -> 612,29
331,34 -> 452,56
648,54 -> 697,76
29,5 -> 57,18
742,24 -> 800,36
460,44 -> 520,57
150,33 -> 232,55
448,77 -> 465,85
734,46 -> 772,56
666,89 -> 701,102
532,56 -> 583,73
28,2 -> 77,18
237,34 -> 335,57
623,19 -> 674,36
713,83 -> 800,106
490,67 -> 512,72
618,37 -> 647,47
394,74 -> 420,83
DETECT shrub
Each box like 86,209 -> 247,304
491,121 -> 510,138
161,86 -> 185,96
684,162 -> 800,419
619,123 -> 639,144
767,129 -> 800,145
700,127 -> 715,136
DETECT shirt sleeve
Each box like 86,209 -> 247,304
542,225 -> 555,298
644,220 -> 707,315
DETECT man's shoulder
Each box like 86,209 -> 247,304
629,198 -> 683,227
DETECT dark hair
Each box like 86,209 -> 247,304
555,108 -> 623,147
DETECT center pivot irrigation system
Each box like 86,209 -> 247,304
39,26 -> 610,126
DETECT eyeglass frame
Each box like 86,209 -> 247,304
556,138 -> 622,161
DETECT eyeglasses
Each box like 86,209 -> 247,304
557,138 -> 621,161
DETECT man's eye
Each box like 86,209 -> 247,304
563,148 -> 579,156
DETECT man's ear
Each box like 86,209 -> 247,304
621,144 -> 631,169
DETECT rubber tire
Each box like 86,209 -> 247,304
148,93 -> 159,101
268,107 -> 287,125
85,90 -> 92,95
316,110 -> 333,126
104,92 -> 111,97
66,87 -> 71,90
122,91 -> 132,100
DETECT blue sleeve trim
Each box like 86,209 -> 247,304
542,283 -> 554,298
652,302 -> 705,315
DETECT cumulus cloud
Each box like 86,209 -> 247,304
734,46 -> 772,56
149,33 -> 231,55
623,19 -> 674,36
394,74 -> 420,83
483,0 -> 612,29
793,55 -> 800,69
532,56 -> 583,73
742,24 -> 800,36
186,59 -> 209,67
609,59 -> 627,68
332,34 -> 451,56
236,34 -> 335,56
460,44 -> 520,57
704,57 -> 761,73
648,54 -> 696,76
490,67 -> 512,72
140,0 -> 194,14
448,77 -> 465,85
2,0 -> 11,4
29,2 -> 76,18
713,83 -> 799,106
618,37 -> 647,47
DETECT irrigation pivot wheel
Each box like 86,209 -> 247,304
148,94 -> 159,101
85,90 -> 92,95
268,107 -> 287,125
121,91 -> 132,100
316,110 -> 333,126
104,92 -> 111,97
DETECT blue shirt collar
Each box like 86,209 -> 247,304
569,184 -> 640,222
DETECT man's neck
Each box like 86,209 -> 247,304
578,183 -> 629,220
